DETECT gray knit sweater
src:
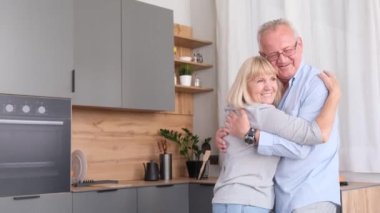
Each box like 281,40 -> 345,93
212,104 -> 322,209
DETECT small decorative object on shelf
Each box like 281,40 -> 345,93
173,46 -> 177,58
179,56 -> 192,62
194,75 -> 201,87
196,52 -> 203,63
178,64 -> 193,86
191,53 -> 197,62
191,51 -> 203,63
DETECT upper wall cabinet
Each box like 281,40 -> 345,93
73,0 -> 122,107
73,0 -> 174,111
122,0 -> 175,111
0,0 -> 73,98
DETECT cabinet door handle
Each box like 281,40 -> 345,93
97,189 -> 118,193
199,183 -> 215,186
71,69 -> 75,93
13,195 -> 41,200
156,184 -> 174,188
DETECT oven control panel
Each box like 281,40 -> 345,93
0,94 -> 70,118
2,102 -> 47,116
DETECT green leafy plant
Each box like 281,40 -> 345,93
178,64 -> 193,76
159,128 -> 211,161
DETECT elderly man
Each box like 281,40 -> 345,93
216,18 -> 341,213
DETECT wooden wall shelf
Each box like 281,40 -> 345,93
174,24 -> 213,95
175,85 -> 213,94
174,35 -> 212,49
175,59 -> 212,71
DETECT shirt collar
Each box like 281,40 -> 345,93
286,61 -> 304,88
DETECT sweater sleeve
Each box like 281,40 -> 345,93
244,104 -> 322,145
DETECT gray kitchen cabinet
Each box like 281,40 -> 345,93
73,0 -> 122,107
0,192 -> 72,213
73,0 -> 174,110
73,188 -> 137,213
0,0 -> 73,98
137,184 -> 189,213
189,183 -> 214,213
122,0 -> 175,111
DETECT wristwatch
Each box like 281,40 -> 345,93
244,127 -> 257,145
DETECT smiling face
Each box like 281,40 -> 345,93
259,24 -> 303,84
247,73 -> 278,104
227,56 -> 282,108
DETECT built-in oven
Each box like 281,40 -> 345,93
0,93 -> 71,197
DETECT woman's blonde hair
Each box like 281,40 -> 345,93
227,56 -> 283,108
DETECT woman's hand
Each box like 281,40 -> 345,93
225,109 -> 250,139
215,128 -> 229,153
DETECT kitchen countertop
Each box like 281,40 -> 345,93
71,177 -> 379,193
340,182 -> 380,191
71,177 -> 218,193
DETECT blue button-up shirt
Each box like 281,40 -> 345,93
258,62 -> 341,212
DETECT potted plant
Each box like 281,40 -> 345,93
178,64 -> 193,86
159,128 -> 211,178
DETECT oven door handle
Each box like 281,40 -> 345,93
0,119 -> 64,125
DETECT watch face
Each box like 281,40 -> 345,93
244,128 -> 255,144
244,135 -> 254,144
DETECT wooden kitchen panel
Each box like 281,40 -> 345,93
341,183 -> 380,213
175,46 -> 192,59
173,24 -> 192,60
174,23 -> 192,38
174,92 -> 193,115
72,106 -> 192,180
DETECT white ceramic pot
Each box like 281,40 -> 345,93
179,75 -> 192,86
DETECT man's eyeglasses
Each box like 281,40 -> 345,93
260,41 -> 298,62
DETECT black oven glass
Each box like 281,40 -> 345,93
0,94 -> 71,197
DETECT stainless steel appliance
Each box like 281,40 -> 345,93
0,94 -> 71,197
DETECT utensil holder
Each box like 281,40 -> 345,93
202,160 -> 209,178
159,153 -> 172,180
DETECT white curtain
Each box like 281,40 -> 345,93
215,0 -> 380,173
